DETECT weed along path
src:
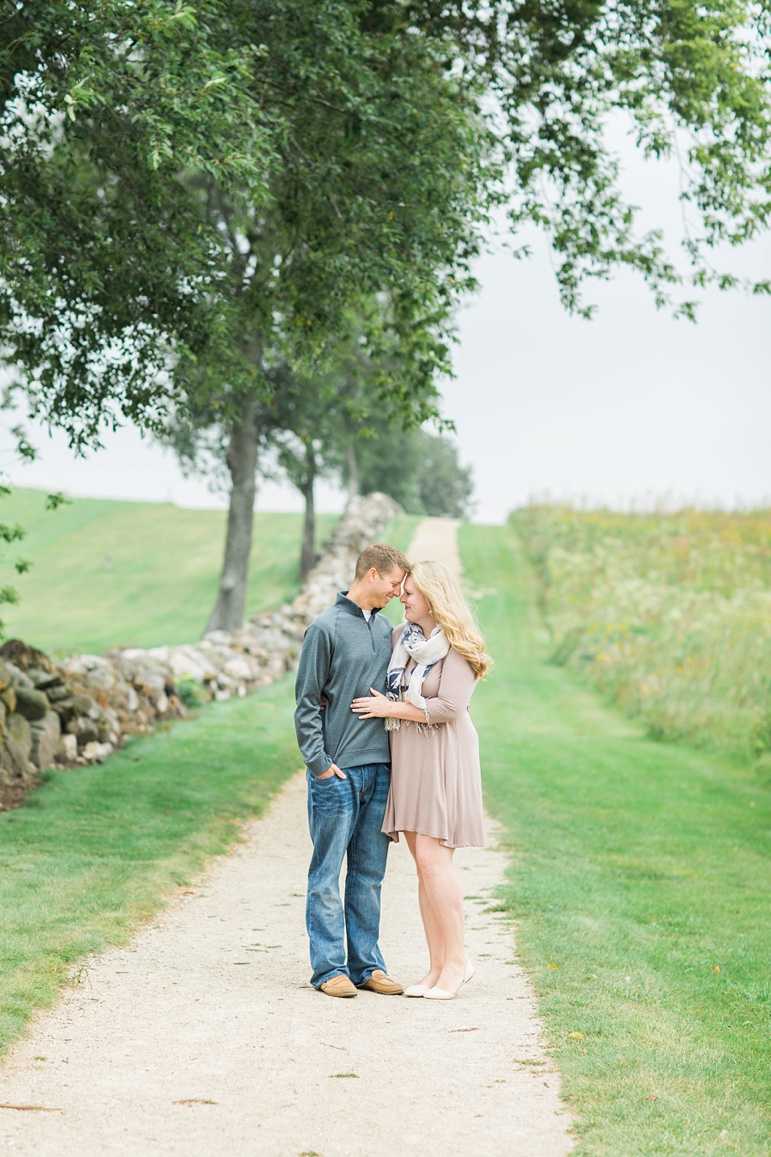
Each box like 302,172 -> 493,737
0,519 -> 573,1157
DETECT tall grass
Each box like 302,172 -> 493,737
510,506 -> 771,761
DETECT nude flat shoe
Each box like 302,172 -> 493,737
423,959 -> 474,1001
403,983 -> 431,998
422,984 -> 456,1000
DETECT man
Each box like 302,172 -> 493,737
295,543 -> 409,997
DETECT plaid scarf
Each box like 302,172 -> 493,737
385,621 -> 450,731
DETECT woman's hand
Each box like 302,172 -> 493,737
351,687 -> 391,719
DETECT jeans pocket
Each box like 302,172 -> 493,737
312,772 -> 337,787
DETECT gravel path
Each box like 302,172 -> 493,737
0,518 -> 574,1156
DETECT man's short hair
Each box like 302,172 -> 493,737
354,543 -> 410,581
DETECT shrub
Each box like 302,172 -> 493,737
176,676 -> 208,710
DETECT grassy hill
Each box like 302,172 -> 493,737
0,488 -> 345,655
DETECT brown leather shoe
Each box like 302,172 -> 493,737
319,974 -> 358,998
360,969 -> 404,995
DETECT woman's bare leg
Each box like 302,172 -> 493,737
409,833 -> 468,993
404,831 -> 444,988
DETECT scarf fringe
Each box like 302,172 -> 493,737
385,715 -> 439,735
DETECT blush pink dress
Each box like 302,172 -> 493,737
382,624 -> 485,848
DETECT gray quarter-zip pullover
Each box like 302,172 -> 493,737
294,591 -> 393,776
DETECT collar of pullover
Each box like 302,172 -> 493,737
336,591 -> 382,619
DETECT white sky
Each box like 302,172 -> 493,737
447,231 -> 771,519
3,132 -> 770,524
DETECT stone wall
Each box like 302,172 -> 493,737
0,492 -> 402,803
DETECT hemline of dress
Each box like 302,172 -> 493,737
384,826 -> 486,850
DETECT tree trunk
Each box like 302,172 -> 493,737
299,442 -> 317,581
345,439 -> 360,507
204,399 -> 261,635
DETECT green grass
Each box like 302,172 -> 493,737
6,505 -> 767,1152
0,488 -> 340,653
510,504 -> 771,760
381,512 -> 422,561
0,675 -> 300,1058
0,504 -> 419,1059
380,513 -> 423,624
463,522 -> 771,1156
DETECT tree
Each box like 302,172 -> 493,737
264,304 -> 479,576
4,2 -> 770,421
406,0 -> 771,315
0,1 -> 272,445
2,1 -> 771,628
139,3 -> 492,629
414,435 -> 474,520
351,425 -> 474,519
158,297 -> 449,594
0,426 -> 68,635
268,374 -> 346,581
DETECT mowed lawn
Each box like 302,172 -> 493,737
464,522 -> 771,1156
0,488 -> 341,653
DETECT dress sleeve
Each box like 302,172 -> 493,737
424,647 -> 477,724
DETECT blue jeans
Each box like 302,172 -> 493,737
306,763 -> 392,988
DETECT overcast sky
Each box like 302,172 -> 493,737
4,134 -> 769,524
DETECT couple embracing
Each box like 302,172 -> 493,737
294,543 -> 492,1001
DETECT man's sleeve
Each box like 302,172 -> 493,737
294,621 -> 334,776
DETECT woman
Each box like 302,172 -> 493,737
351,560 -> 492,1000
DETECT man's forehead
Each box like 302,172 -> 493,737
381,567 -> 406,582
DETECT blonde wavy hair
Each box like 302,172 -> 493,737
410,560 -> 493,679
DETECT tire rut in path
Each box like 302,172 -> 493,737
0,518 -> 574,1156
